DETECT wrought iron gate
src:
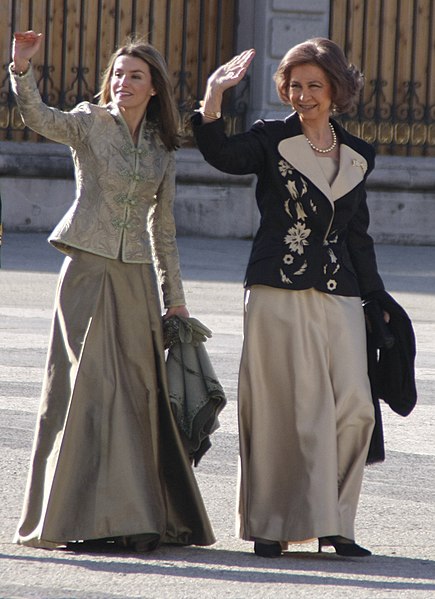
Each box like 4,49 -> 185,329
330,0 -> 435,156
0,0 -> 241,143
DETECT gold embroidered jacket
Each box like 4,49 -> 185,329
10,65 -> 185,308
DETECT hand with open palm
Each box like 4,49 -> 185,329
200,49 -> 255,123
208,49 -> 255,93
12,31 -> 44,74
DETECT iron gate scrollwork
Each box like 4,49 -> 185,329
330,0 -> 435,156
0,0 -> 245,144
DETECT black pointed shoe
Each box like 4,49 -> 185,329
318,535 -> 372,557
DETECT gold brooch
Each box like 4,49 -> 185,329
352,159 -> 366,173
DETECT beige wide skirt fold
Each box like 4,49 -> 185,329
14,249 -> 214,549
237,285 -> 374,543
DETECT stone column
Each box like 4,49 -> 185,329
237,0 -> 330,123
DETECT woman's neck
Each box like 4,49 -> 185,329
299,116 -> 331,142
120,107 -> 146,144
299,115 -> 339,157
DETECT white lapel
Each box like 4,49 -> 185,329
278,136 -> 368,204
278,135 -> 333,204
332,145 -> 368,200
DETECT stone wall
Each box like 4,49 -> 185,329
237,0 -> 330,123
366,156 -> 435,246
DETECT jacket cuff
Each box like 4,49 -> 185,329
362,289 -> 401,310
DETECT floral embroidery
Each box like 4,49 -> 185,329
278,159 -> 293,177
294,261 -> 307,275
321,231 -> 342,290
278,159 -> 318,286
295,202 -> 307,221
286,179 -> 299,200
284,199 -> 292,218
284,222 -> 311,255
324,231 -> 338,246
280,269 -> 292,284
328,248 -> 337,263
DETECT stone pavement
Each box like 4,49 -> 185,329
0,233 -> 434,599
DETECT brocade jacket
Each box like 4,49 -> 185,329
192,112 -> 385,299
10,65 -> 185,307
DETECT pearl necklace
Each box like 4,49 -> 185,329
305,122 -> 337,153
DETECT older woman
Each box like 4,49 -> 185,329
192,38 -> 387,557
11,31 -> 214,551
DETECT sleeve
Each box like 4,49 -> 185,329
346,186 -> 385,298
191,112 -> 266,175
9,64 -> 92,146
148,152 -> 186,308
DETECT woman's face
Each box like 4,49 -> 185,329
288,63 -> 333,123
110,54 -> 155,113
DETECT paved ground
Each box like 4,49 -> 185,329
0,233 -> 434,599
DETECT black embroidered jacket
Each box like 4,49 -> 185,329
192,111 -> 385,298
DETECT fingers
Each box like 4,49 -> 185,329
225,49 -> 255,74
13,31 -> 43,50
227,50 -> 255,81
209,48 -> 254,91
14,31 -> 43,41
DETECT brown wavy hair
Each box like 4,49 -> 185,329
99,39 -> 180,150
274,37 -> 364,114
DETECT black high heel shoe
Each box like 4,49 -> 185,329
254,540 -> 282,558
318,536 -> 372,557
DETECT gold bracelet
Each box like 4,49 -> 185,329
195,107 -> 222,120
12,63 -> 30,77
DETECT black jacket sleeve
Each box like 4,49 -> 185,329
191,113 -> 266,176
345,188 -> 385,297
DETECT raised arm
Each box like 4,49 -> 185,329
10,30 -> 94,146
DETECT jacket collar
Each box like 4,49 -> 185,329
278,113 -> 368,203
106,102 -> 149,145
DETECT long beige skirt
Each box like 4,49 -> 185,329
14,249 -> 215,549
237,285 -> 375,543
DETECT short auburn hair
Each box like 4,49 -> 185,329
274,37 -> 363,114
